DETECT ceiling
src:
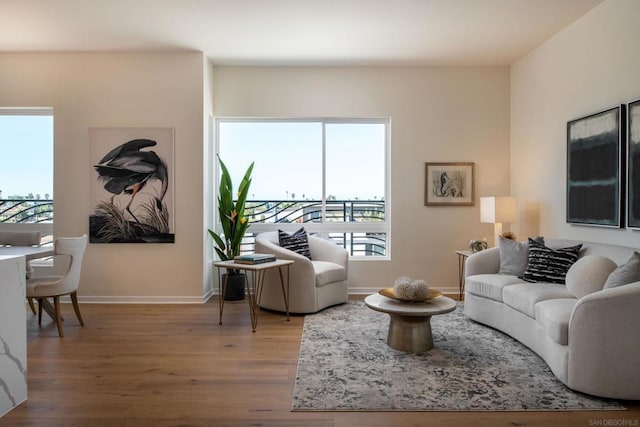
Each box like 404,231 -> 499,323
0,0 -> 603,66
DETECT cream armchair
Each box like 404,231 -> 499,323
254,231 -> 349,314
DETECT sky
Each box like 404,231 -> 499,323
0,114 -> 54,199
218,121 -> 386,201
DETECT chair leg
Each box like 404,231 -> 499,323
70,292 -> 84,326
53,296 -> 64,337
37,298 -> 43,325
27,298 -> 36,315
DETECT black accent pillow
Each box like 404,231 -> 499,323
278,228 -> 312,259
519,238 -> 582,284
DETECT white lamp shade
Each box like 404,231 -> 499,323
480,196 -> 517,224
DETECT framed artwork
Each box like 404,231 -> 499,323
628,99 -> 640,229
566,105 -> 625,227
424,162 -> 474,206
89,127 -> 175,243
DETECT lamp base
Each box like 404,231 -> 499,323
493,223 -> 503,247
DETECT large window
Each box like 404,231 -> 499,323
0,108 -> 54,228
217,118 -> 390,258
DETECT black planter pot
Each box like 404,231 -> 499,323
222,273 -> 245,301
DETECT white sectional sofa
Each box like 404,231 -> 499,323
464,238 -> 640,400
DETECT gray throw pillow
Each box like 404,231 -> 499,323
498,236 -> 544,276
604,251 -> 640,289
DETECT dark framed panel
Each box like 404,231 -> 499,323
566,105 -> 626,227
424,162 -> 474,206
628,99 -> 640,229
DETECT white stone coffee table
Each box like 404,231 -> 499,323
364,293 -> 457,353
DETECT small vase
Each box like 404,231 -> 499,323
222,273 -> 245,301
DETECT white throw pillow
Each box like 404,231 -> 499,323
565,255 -> 617,298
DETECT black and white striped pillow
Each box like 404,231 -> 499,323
519,238 -> 582,284
278,228 -> 312,260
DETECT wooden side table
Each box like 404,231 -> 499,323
455,250 -> 473,300
214,259 -> 294,332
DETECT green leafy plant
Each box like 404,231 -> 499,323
208,155 -> 254,270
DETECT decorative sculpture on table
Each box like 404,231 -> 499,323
393,276 -> 430,301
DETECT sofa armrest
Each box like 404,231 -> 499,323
567,281 -> 640,399
464,247 -> 500,277
308,236 -> 349,269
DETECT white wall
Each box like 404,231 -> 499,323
213,66 -> 510,291
511,0 -> 640,248
0,52 -> 208,301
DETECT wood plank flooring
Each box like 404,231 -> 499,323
2,298 -> 638,426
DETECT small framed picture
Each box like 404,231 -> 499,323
425,162 -> 475,206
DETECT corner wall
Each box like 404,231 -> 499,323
511,0 -> 640,247
0,52 -> 207,301
213,66 -> 510,291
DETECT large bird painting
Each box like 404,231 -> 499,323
89,128 -> 175,243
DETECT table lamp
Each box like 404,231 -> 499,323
480,196 -> 516,247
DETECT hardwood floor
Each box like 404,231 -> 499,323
3,299 -> 638,426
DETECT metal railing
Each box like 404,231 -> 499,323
0,199 -> 54,246
239,199 -> 387,257
245,199 -> 385,224
0,199 -> 53,224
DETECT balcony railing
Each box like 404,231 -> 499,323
0,199 -> 54,246
245,199 -> 385,224
240,199 -> 387,257
0,199 -> 53,224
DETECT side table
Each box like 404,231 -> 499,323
455,250 -> 472,300
214,259 -> 294,332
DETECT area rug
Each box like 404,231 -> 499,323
292,302 -> 625,411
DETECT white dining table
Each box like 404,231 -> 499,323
0,245 -> 54,260
0,246 -> 53,417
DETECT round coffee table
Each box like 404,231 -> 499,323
364,293 -> 457,353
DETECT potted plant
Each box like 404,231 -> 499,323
208,155 -> 254,300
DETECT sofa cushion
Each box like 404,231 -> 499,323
498,236 -> 544,276
604,251 -> 640,289
519,239 -> 582,284
312,261 -> 346,287
502,283 -> 574,318
279,227 -> 312,259
535,298 -> 578,345
466,274 -> 525,302
565,255 -> 618,298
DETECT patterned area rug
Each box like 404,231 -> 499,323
292,302 -> 625,411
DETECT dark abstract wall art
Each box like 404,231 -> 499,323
89,127 -> 175,243
566,106 -> 625,227
628,100 -> 640,229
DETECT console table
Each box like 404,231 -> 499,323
214,259 -> 294,332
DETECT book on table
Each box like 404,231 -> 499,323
233,253 -> 277,264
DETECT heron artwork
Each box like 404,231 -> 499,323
94,138 -> 168,223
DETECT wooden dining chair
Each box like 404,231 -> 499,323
26,235 -> 88,337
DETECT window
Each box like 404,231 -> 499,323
217,118 -> 390,258
0,108 -> 54,237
